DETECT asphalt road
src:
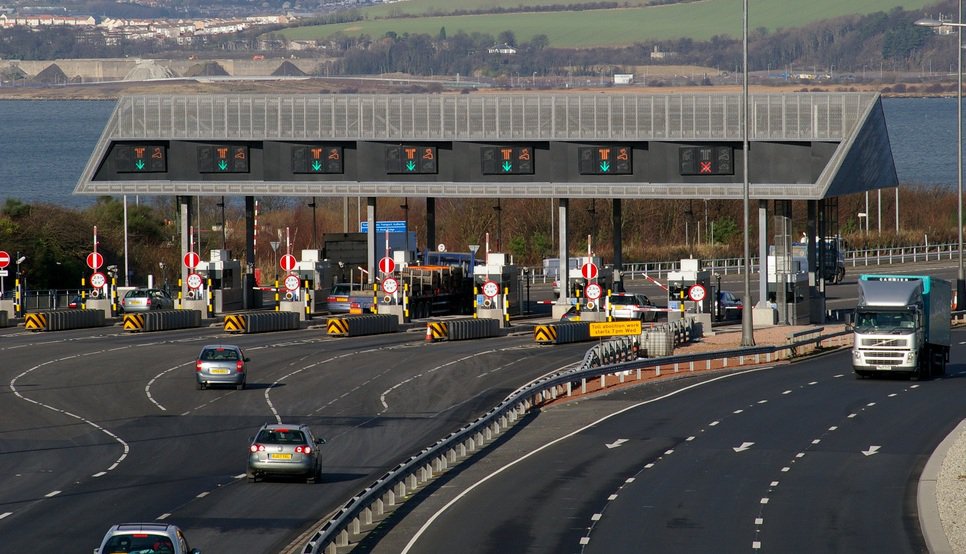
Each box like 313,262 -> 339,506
380,333 -> 966,554
0,323 -> 589,553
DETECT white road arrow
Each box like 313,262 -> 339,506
733,442 -> 755,453
606,439 -> 629,449
862,445 -> 881,456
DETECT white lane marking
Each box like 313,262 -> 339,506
146,361 -> 195,411
158,513 -> 171,520
866,402 -> 876,407
795,452 -> 805,458
781,467 -> 791,472
709,421 -> 720,426
580,537 -> 590,545
196,491 -> 209,498
625,478 -> 635,483
733,442 -> 754,453
686,436 -> 696,442
0,512 -> 11,520
400,367 -> 769,554
45,490 -> 61,498
829,426 -> 838,431
733,409 -> 744,414
664,449 -> 674,455
753,541 -> 762,549
757,400 -> 768,404
234,473 -> 246,479
755,517 -> 763,525
770,481 -> 779,487
862,445 -> 881,456
608,494 -> 618,500
380,351 -> 498,412
592,513 -> 602,521
812,439 -> 821,445
605,439 -> 628,449
760,498 -> 769,504
782,390 -> 792,395
92,472 -> 106,478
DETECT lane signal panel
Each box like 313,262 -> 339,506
578,146 -> 631,175
115,144 -> 167,173
385,145 -> 437,174
198,144 -> 250,173
292,145 -> 343,174
679,145 -> 734,176
481,146 -> 534,175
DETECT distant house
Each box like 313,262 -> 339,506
613,74 -> 634,85
650,45 -> 676,60
488,43 -> 517,55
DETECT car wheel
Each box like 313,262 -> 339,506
246,469 -> 256,483
196,382 -> 204,390
236,381 -> 245,391
306,461 -> 321,484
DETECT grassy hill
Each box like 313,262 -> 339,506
281,0 -> 942,47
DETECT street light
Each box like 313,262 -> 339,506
308,197 -> 318,250
916,7 -> 966,308
740,0 -> 755,346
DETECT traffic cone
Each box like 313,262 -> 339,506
425,323 -> 434,342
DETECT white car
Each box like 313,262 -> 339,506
608,293 -> 656,322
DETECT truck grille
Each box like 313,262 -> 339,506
860,337 -> 909,348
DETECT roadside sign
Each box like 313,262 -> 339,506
86,251 -> 104,270
284,273 -> 301,292
280,254 -> 297,272
0,251 -> 9,269
378,256 -> 396,274
482,280 -> 500,298
589,320 -> 643,337
585,283 -> 603,300
0,270 -> 7,277
186,272 -> 203,290
183,251 -> 200,269
90,272 -> 107,288
382,277 -> 399,295
581,262 -> 599,280
688,284 -> 707,302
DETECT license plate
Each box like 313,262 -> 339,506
209,368 -> 230,375
876,365 -> 892,371
270,453 -> 292,460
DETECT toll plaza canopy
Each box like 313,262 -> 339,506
74,92 -> 897,200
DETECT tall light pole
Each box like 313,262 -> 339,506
740,0 -> 755,346
917,6 -> 966,308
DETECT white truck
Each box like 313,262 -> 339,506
851,275 -> 950,379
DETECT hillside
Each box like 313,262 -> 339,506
282,0 -> 942,47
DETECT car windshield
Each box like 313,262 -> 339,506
611,296 -> 645,306
256,429 -> 307,444
103,534 -> 174,553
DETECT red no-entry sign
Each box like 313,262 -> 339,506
86,251 -> 104,270
183,251 -> 200,269
0,251 -> 9,269
378,256 -> 396,274
581,262 -> 599,280
280,254 -> 298,272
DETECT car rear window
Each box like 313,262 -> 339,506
256,429 -> 307,444
330,284 -> 351,296
125,290 -> 149,298
201,348 -> 238,361
610,296 -> 638,305
103,534 -> 173,553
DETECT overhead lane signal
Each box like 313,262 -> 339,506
679,145 -> 734,176
114,143 -> 167,173
579,146 -> 631,175
292,145 -> 343,174
198,144 -> 249,173
481,146 -> 534,175
385,145 -> 437,174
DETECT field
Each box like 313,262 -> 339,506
282,0 -> 942,47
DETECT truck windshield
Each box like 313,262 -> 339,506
855,311 -> 915,333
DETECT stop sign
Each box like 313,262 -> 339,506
581,262 -> 599,280
280,254 -> 298,272
378,256 -> 396,274
86,251 -> 104,270
183,251 -> 200,269
0,251 -> 9,269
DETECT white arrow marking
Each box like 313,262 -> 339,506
606,439 -> 629,449
733,442 -> 754,453
862,445 -> 881,456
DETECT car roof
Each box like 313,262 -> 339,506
109,522 -> 177,534
201,344 -> 241,350
261,423 -> 308,431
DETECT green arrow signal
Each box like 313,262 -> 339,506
600,161 -> 610,172
502,161 -> 513,172
406,160 -> 417,171
312,160 -> 322,171
218,160 -> 229,171
135,159 -> 145,170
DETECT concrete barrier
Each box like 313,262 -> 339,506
534,321 -> 592,344
224,311 -> 300,334
123,310 -> 202,332
326,314 -> 399,337
25,309 -> 106,332
442,318 -> 501,341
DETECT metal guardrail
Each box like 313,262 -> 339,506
299,326 -> 851,554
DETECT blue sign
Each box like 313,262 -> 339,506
359,220 -> 408,233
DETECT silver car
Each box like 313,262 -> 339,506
94,522 -> 200,554
121,288 -> 174,312
247,423 -> 325,483
195,344 -> 249,390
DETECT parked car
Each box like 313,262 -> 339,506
94,522 -> 200,554
247,423 -> 325,483
68,294 -> 83,309
716,290 -> 743,320
608,293 -> 657,322
121,288 -> 174,312
560,304 -> 581,321
325,282 -> 374,314
195,344 -> 249,390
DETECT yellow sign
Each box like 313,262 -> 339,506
589,320 -> 642,337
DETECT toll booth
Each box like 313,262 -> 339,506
767,249 -> 809,324
667,258 -> 712,319
570,256 -> 610,322
196,249 -> 242,314
294,250 -> 334,314
473,253 -> 521,327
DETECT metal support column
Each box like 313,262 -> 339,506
558,198 -> 570,311
426,197 -> 435,265
179,196 -> 192,301
367,197 -> 377,286
612,199 -> 624,292
244,196 -> 255,309
757,199 -> 768,308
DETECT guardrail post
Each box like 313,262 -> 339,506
363,507 -> 373,526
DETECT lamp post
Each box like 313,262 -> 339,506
308,197 -> 318,250
917,6 -> 966,308
740,0 -> 755,346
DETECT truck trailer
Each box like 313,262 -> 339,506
851,275 -> 951,379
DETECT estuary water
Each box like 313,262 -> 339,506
0,96 -> 955,208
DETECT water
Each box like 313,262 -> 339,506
0,96 -> 956,207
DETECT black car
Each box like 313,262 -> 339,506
716,291 -> 742,320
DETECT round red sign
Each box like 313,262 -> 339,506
378,256 -> 396,274
86,251 -> 104,270
183,251 -> 200,269
280,254 -> 298,272
0,250 -> 9,269
581,262 -> 599,280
